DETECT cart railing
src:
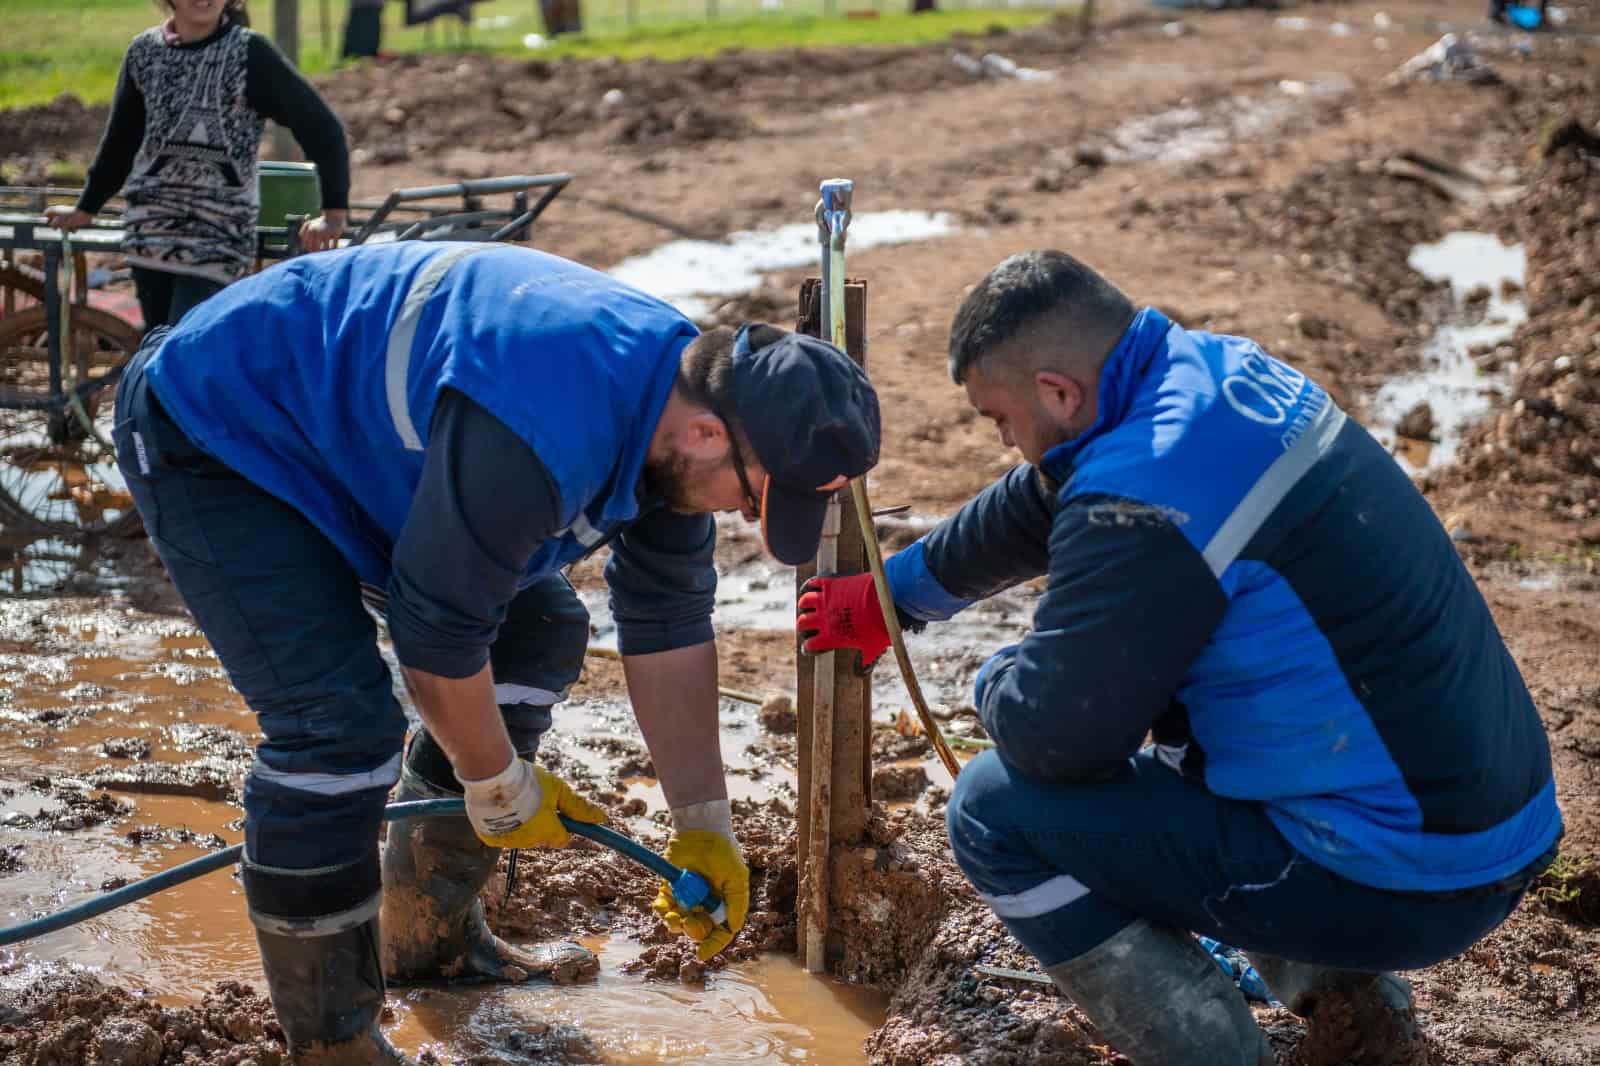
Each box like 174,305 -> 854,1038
0,172 -> 573,542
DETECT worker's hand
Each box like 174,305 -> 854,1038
43,206 -> 91,232
974,643 -> 1020,709
462,757 -> 606,849
298,210 -> 346,252
797,572 -> 891,669
653,801 -> 750,962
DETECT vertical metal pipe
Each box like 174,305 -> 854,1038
802,179 -> 854,974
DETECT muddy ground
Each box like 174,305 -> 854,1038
3,0 -> 1600,1062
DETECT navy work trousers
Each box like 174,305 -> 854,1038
113,341 -> 589,872
947,749 -> 1529,970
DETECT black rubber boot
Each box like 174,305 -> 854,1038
1046,920 -> 1275,1066
1245,953 -> 1419,1060
254,917 -> 416,1065
379,736 -> 598,986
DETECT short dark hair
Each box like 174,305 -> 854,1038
678,323 -> 785,439
947,250 -> 1136,384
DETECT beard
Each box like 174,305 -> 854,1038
642,447 -> 728,514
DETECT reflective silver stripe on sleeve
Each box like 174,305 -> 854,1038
248,751 -> 403,796
247,891 -> 382,938
385,245 -> 495,451
494,682 -> 563,706
1201,397 -> 1347,578
982,874 -> 1092,919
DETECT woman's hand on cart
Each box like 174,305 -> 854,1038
299,210 -> 347,252
43,206 -> 92,232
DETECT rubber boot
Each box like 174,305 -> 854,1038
255,917 -> 416,1065
1046,920 -> 1276,1066
1245,953 -> 1419,1060
379,750 -> 598,986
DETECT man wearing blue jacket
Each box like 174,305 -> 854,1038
797,250 -> 1559,1064
113,240 -> 880,1065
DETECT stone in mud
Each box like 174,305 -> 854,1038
759,695 -> 797,735
1395,402 -> 1437,442
99,736 -> 152,760
91,1018 -> 163,1066
872,764 -> 930,801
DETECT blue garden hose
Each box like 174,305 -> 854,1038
0,798 -> 724,947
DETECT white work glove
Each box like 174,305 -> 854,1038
460,756 -> 605,849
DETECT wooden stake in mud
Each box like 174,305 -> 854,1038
796,180 -> 872,974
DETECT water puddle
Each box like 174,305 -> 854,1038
0,600 -> 892,1054
608,211 -> 959,320
389,935 -> 887,1063
1102,77 -> 1351,165
1369,232 -> 1526,471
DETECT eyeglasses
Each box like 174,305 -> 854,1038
721,415 -> 763,518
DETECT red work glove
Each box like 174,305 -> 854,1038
796,572 -> 891,669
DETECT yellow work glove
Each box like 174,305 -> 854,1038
651,801 -> 750,962
461,756 -> 605,849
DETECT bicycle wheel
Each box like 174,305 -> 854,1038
0,304 -> 143,537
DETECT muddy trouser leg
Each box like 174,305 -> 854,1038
111,348 -> 414,1063
945,749 -> 1528,1066
381,573 -> 599,986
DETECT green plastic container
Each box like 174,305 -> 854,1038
257,161 -> 321,247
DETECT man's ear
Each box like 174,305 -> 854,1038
681,411 -> 730,461
1034,370 -> 1084,428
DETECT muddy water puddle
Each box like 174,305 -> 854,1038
391,939 -> 887,1064
1369,231 -> 1527,471
1101,76 -> 1352,165
0,595 -> 892,1059
607,210 -> 959,321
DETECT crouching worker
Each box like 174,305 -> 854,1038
113,241 -> 881,1064
796,250 -> 1561,1064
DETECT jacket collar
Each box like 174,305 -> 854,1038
1038,306 -> 1171,483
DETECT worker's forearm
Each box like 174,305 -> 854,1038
400,663 -> 516,782
622,641 -> 727,810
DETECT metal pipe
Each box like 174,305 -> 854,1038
0,798 -> 724,947
802,179 -> 854,974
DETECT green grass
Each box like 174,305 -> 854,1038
0,0 -> 1062,110
1532,853 -> 1600,925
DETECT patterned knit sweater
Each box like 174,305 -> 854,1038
78,18 -> 349,283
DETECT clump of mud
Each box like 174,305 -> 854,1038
0,965 -> 287,1066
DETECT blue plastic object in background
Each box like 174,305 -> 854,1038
1506,3 -> 1543,28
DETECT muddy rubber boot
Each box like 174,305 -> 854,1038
1045,920 -> 1275,1066
379,752 -> 598,986
255,917 -> 417,1065
1245,953 -> 1420,1061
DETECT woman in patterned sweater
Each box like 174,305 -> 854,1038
45,0 -> 350,330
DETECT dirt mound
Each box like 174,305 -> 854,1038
0,966 -> 286,1066
1439,111 -> 1600,532
0,93 -> 106,175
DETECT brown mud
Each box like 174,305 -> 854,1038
4,0 -> 1600,1062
